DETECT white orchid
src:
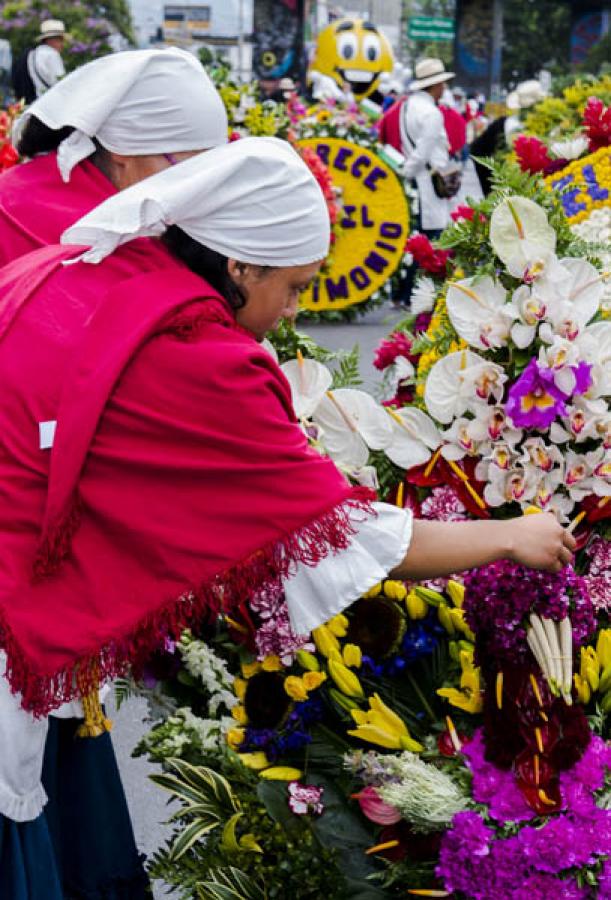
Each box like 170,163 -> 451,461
475,440 -> 521,478
489,196 -> 557,278
564,448 -> 611,502
312,388 -> 393,469
539,258 -> 603,343
281,354 -> 332,420
530,477 -> 575,522
483,464 -> 538,507
550,136 -> 589,160
384,407 -> 443,469
424,351 -> 507,424
506,284 -> 549,348
445,276 -> 511,350
441,416 -> 488,461
550,396 -> 607,445
537,336 -> 582,395
519,436 -> 564,472
410,276 -> 437,315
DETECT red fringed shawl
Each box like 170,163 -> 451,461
0,240 -> 373,715
0,151 -> 114,267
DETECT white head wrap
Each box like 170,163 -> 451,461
61,137 -> 330,267
12,48 -> 228,183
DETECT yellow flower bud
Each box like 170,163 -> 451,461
260,767 -> 303,780
312,624 -> 341,658
302,671 -> 327,691
233,677 -> 247,701
446,580 -> 465,608
363,583 -> 382,598
596,630 -> 611,670
226,727 -> 245,750
241,660 -> 261,679
284,676 -> 308,702
231,704 -> 248,725
328,658 -> 365,698
237,752 -> 269,770
296,650 -> 320,672
343,643 -> 362,668
406,589 -> 428,620
327,614 -> 349,637
261,655 -> 283,672
438,603 -> 456,636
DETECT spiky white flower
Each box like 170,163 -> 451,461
378,752 -> 467,834
410,276 -> 437,315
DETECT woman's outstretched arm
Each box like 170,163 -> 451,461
390,513 -> 576,581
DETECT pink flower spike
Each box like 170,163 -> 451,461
355,785 -> 402,825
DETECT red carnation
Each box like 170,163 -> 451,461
582,96 -> 611,153
405,233 -> 452,277
513,135 -> 552,175
373,331 -> 416,370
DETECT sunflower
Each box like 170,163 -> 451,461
244,671 -> 291,729
347,597 -> 406,660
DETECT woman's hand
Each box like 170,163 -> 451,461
391,514 -> 577,582
503,513 -> 576,573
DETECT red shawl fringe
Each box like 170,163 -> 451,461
0,486 -> 376,717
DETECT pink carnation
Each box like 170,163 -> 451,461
287,781 -> 324,816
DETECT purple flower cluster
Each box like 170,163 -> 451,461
463,560 -> 595,664
240,695 -> 324,762
437,734 -> 611,898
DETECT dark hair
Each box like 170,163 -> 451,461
16,115 -> 75,157
162,225 -> 248,311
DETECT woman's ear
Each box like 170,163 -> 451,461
227,259 -> 251,284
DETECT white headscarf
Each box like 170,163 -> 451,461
12,48 -> 228,183
61,137 -> 330,267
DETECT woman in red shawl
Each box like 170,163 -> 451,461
0,47 -> 228,900
0,138 -> 573,897
0,46 -> 227,265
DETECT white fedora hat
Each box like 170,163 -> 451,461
411,58 -> 455,91
36,19 -> 68,43
506,79 -> 546,111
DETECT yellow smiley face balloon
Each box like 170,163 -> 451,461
310,18 -> 394,99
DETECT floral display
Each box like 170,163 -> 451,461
0,104 -> 20,172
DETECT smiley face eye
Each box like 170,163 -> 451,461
337,32 -> 358,61
362,33 -> 381,62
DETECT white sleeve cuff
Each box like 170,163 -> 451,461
285,502 -> 412,634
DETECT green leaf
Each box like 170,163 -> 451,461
149,772 -> 208,807
197,867 -> 266,900
169,818 -> 218,861
330,345 -> 363,389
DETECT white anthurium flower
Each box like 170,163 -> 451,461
578,321 -> 611,399
425,352 -> 508,424
440,415 -> 489,461
550,135 -> 589,160
483,464 -> 538,507
410,276 -> 437,315
519,436 -> 564,473
384,407 -> 443,469
489,195 -> 557,276
312,388 -> 393,469
389,355 -> 415,390
565,448 -> 610,501
281,355 -> 333,421
445,276 -> 511,350
261,338 -> 279,362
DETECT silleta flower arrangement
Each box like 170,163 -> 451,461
130,164 -> 609,899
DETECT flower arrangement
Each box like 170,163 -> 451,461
0,102 -> 21,172
522,75 -> 611,143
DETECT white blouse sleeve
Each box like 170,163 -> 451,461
285,502 -> 412,635
0,654 -> 48,822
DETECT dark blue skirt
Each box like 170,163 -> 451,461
0,716 -> 150,899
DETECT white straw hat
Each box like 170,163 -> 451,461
36,19 -> 68,42
411,58 -> 455,91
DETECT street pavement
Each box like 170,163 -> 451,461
111,303 -> 403,897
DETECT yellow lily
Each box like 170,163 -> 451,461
446,580 -> 465,608
348,693 -> 423,751
241,660 -> 262,679
574,672 -> 591,705
383,580 -> 407,601
328,658 -> 364,698
406,589 -> 428,620
231,704 -> 249,725
302,671 -> 327,691
363,582 -> 382,598
343,643 -> 362,668
261,654 -> 283,672
296,649 -> 320,672
448,607 -> 476,641
312,624 -> 341,658
437,650 -> 483,714
233,677 -> 247,701
284,675 -> 309,702
596,629 -> 611,670
327,613 -> 349,637
237,752 -> 270,770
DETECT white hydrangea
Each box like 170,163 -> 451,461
571,207 -> 611,314
378,752 -> 467,833
178,635 -> 237,715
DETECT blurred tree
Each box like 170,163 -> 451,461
502,0 -> 571,86
0,0 -> 134,71
577,28 -> 611,76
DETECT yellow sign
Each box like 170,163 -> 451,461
309,18 -> 394,99
545,146 -> 611,225
297,138 -> 409,311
